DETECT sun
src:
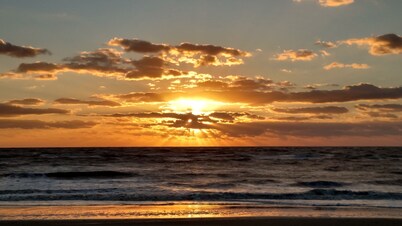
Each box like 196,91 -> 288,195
166,99 -> 224,115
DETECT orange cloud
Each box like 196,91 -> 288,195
324,62 -> 370,70
274,49 -> 317,61
318,0 -> 354,7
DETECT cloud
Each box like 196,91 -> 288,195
126,56 -> 185,79
109,37 -> 250,67
274,115 -> 333,121
104,111 -> 264,130
111,83 -> 402,105
112,92 -> 166,103
274,49 -> 317,61
2,39 -> 250,80
6,48 -> 128,79
54,98 -> 121,107
315,40 -> 338,48
294,0 -> 354,7
283,84 -> 402,103
108,38 -> 170,53
271,106 -> 349,114
364,112 -> 398,119
176,42 -> 246,57
3,50 -> 185,80
0,103 -> 69,117
209,112 -> 265,121
216,121 -> 402,138
0,39 -> 50,58
356,104 -> 402,112
195,77 -> 276,91
107,112 -> 214,129
304,83 -> 339,90
6,98 -> 45,106
324,62 -> 370,70
0,119 -> 96,129
318,0 -> 354,7
342,34 -> 402,56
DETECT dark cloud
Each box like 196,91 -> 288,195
304,83 -> 339,90
0,103 -> 69,117
100,110 -> 401,138
17,62 -> 60,73
196,81 -> 229,90
364,112 -> 398,119
108,38 -> 250,67
209,112 -> 265,121
108,38 -> 248,57
6,98 -> 45,106
107,112 -> 213,129
104,111 -> 263,130
272,106 -> 349,114
112,83 -> 402,105
6,49 -> 184,80
231,78 -> 274,90
54,98 -> 121,107
343,34 -> 402,55
216,121 -> 402,137
2,39 -> 248,80
126,56 -> 183,79
113,92 -> 166,103
108,38 -> 170,53
356,104 -> 402,112
0,39 -> 50,58
275,115 -> 333,121
195,77 -> 278,92
279,84 -> 402,103
176,43 -> 246,57
0,119 -> 96,129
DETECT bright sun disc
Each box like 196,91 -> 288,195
167,99 -> 223,115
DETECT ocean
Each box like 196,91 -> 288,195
0,147 -> 401,219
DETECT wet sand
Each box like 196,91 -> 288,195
1,217 -> 402,226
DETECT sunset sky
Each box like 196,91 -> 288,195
0,0 -> 401,146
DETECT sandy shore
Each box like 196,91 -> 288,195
1,217 -> 402,226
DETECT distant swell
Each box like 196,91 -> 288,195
3,171 -> 134,179
1,189 -> 401,201
295,181 -> 346,188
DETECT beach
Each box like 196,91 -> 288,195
2,217 -> 402,226
1,147 -> 401,222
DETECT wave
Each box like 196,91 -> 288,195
1,189 -> 401,202
2,171 -> 135,179
295,181 -> 346,188
367,179 -> 402,186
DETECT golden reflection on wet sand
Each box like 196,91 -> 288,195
0,202 -> 401,220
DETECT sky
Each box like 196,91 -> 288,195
0,0 -> 401,147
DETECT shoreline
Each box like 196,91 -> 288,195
1,217 -> 402,226
1,204 -> 401,221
